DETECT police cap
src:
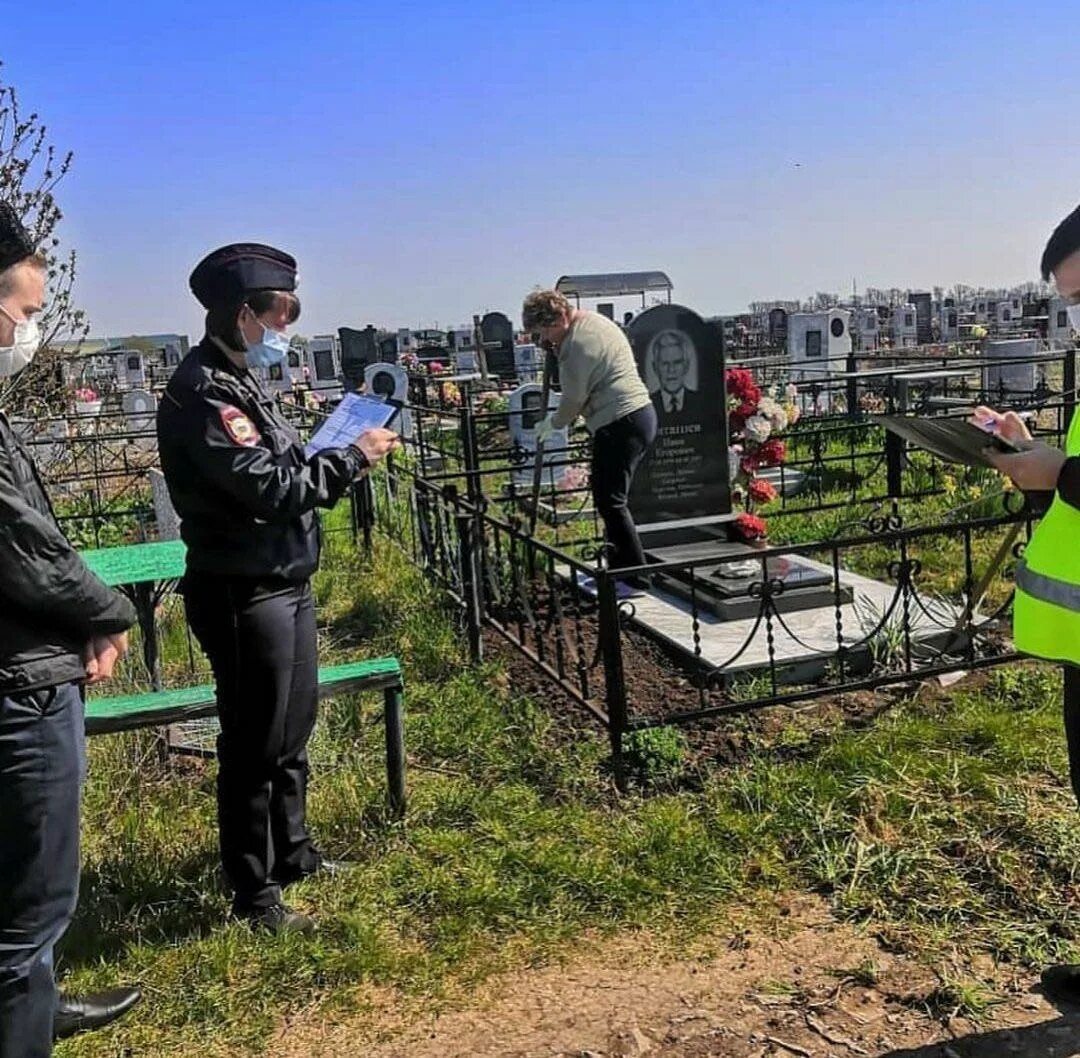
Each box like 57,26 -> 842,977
0,201 -> 37,274
189,243 -> 297,310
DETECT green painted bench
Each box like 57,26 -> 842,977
85,657 -> 406,817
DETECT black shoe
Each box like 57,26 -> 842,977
1042,964 -> 1080,1005
54,986 -> 142,1040
234,901 -> 316,935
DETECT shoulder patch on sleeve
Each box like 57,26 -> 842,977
220,405 -> 261,447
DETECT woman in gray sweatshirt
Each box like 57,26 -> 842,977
523,289 -> 656,585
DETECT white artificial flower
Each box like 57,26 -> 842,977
757,397 -> 788,433
744,414 -> 772,444
784,382 -> 798,401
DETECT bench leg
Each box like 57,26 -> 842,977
383,684 -> 406,820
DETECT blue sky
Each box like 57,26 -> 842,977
4,1 -> 1078,338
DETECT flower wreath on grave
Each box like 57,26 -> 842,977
725,369 -> 799,542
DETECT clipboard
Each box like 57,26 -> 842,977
871,414 -> 1023,468
305,393 -> 399,457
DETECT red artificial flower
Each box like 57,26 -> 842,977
725,367 -> 761,405
733,512 -> 768,541
739,454 -> 760,476
757,438 -> 786,467
748,477 -> 778,504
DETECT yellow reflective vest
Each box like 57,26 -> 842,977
1013,408 -> 1080,664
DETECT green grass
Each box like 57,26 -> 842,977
54,479 -> 1080,1055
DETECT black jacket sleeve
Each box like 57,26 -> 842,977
181,394 -> 365,523
0,458 -> 136,639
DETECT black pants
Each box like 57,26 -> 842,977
183,575 -> 320,912
1064,665 -> 1080,805
591,403 -> 658,573
0,681 -> 83,1058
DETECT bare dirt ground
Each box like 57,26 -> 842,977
275,895 -> 1080,1058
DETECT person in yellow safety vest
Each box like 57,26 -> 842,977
979,201 -> 1080,1007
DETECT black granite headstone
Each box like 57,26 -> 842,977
628,304 -> 731,525
480,311 -> 515,378
379,335 -> 399,364
338,326 -> 378,390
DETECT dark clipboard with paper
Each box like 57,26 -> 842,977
871,415 -> 1023,468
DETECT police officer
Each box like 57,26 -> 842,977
0,203 -> 141,1056
979,202 -> 1080,1005
157,244 -> 398,933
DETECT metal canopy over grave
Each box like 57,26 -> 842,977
555,271 -> 673,307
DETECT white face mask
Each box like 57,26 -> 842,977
1067,303 -> 1080,333
0,302 -> 40,377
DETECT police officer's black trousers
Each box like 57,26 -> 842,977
0,682 -> 83,1058
183,575 -> 320,912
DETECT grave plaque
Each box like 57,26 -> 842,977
364,362 -> 412,440
507,383 -> 566,488
339,326 -> 379,390
628,304 -> 731,526
480,312 -> 515,378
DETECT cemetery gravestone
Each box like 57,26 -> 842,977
149,468 -> 181,540
338,326 -> 379,391
514,343 -> 543,384
480,312 -> 515,378
122,389 -> 158,450
628,304 -> 731,527
378,335 -> 399,364
364,362 -> 413,440
507,383 -> 567,489
982,338 -> 1039,402
625,304 -> 846,619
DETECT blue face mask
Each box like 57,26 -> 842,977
244,316 -> 291,369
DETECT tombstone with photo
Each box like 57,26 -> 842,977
629,304 -> 730,528
507,383 -> 566,488
364,361 -> 412,440
626,304 -> 845,619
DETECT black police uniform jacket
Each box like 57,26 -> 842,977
0,411 -> 136,693
157,338 -> 366,580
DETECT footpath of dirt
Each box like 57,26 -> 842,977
273,894 -> 1080,1058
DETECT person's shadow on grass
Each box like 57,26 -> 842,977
59,851 -> 224,970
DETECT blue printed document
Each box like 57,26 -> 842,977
305,393 -> 398,457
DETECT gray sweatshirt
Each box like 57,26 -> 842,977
550,313 -> 652,432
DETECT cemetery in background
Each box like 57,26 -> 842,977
22,279 -> 1074,784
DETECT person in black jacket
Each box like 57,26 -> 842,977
157,244 -> 398,933
0,204 -> 141,1058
